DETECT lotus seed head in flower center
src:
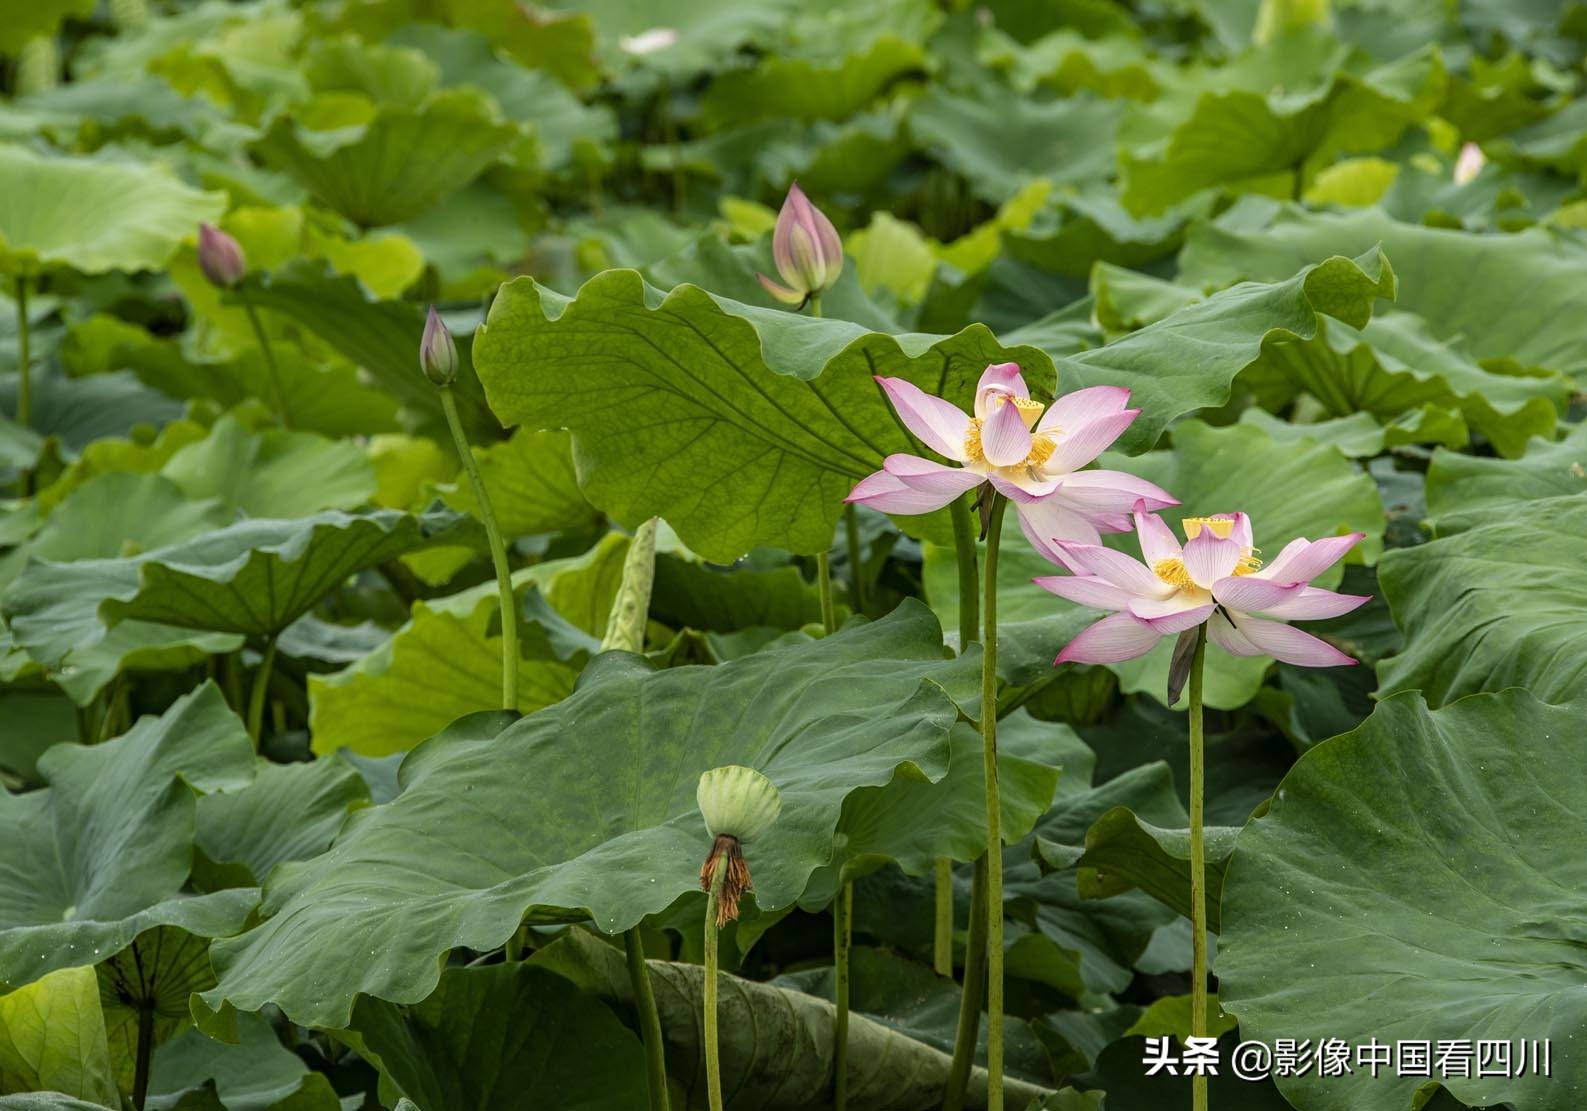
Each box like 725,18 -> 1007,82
964,395 -> 1058,472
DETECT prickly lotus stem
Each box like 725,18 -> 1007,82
696,765 -> 781,926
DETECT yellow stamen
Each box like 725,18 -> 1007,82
1182,516 -> 1235,540
964,417 -> 984,462
1025,434 -> 1055,467
1153,558 -> 1197,590
1234,549 -> 1262,576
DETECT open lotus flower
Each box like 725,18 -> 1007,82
1040,508 -> 1368,667
846,362 -> 1177,550
757,183 -> 843,308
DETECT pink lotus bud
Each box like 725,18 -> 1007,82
419,306 -> 458,387
1453,142 -> 1486,186
197,223 -> 246,289
757,182 -> 843,308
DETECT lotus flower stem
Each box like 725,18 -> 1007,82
12,277 -> 30,452
242,301 -> 291,428
942,855 -> 988,1111
438,388 -> 518,710
131,1001 -> 154,1110
935,494 -> 982,978
703,853 -> 728,1111
843,504 -> 865,613
1188,624 -> 1210,1111
625,928 -> 671,1111
816,553 -> 837,635
245,635 -> 277,746
981,494 -> 1008,1109
833,881 -> 852,1110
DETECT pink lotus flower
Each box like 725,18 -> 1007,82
197,222 -> 246,289
1040,508 -> 1368,668
757,183 -> 843,308
846,362 -> 1177,551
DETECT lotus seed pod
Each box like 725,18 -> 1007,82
196,223 -> 246,289
419,305 -> 458,387
696,765 -> 781,844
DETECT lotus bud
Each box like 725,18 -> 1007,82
697,765 -> 781,926
1453,142 -> 1486,186
757,183 -> 843,309
196,223 -> 246,289
420,306 -> 458,387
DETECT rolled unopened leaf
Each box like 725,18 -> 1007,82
197,222 -> 246,289
420,305 -> 459,386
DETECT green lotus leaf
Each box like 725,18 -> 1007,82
531,928 -> 1050,1109
926,419 -> 1383,708
158,416 -> 376,519
2,509 -> 465,666
346,963 -> 648,1110
306,593 -> 580,758
0,145 -> 224,276
1240,310 -> 1564,458
1219,689 -> 1587,1111
473,268 -> 1055,560
1060,248 -> 1395,453
147,1011 -> 339,1111
194,758 -> 370,888
97,927 -> 221,1095
1237,406 -> 1469,457
0,0 -> 94,55
441,427 -> 597,539
0,967 -> 117,1105
802,715 -> 1063,907
0,684 -> 256,991
1180,200 -> 1587,388
1,373 -> 182,458
203,601 -> 975,1027
0,690 -> 73,785
1377,494 -> 1587,705
1071,809 -> 1239,933
908,87 -> 1123,204
227,262 -> 497,443
251,89 -> 519,227
699,35 -> 927,128
438,0 -> 600,90
1424,419 -> 1587,526
1120,47 -> 1444,214
776,945 -> 1056,1086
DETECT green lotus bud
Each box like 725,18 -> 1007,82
696,765 -> 781,844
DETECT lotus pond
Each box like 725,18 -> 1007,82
1,1 -> 1584,1110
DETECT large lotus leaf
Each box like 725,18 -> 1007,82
776,946 -> 1055,1086
908,87 -> 1122,203
473,268 -> 1056,559
1120,47 -> 1444,214
203,602 -> 976,1027
195,758 -> 369,888
2,509 -> 464,665
251,89 -> 519,227
97,928 -> 221,1095
1070,809 -> 1238,934
1377,494 -> 1587,706
0,373 -> 182,457
925,419 -> 1383,708
347,963 -> 648,1111
0,0 -> 94,54
1060,249 -> 1395,453
307,595 -> 580,758
1240,310 -> 1565,458
0,967 -> 117,1105
1219,689 -> 1587,1111
801,714 -> 1063,908
228,262 -> 497,443
0,145 -> 224,276
700,35 -> 927,128
1424,419 -> 1587,525
531,929 -> 1049,1109
0,684 -> 256,990
147,1011 -> 338,1111
159,416 -> 376,518
1179,200 -> 1587,387
440,427 -> 598,539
